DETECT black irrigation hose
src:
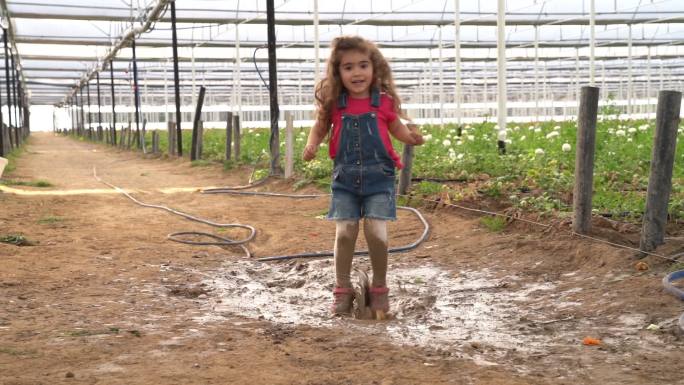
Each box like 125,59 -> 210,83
201,186 -> 430,262
255,205 -> 430,262
93,167 -> 256,256
662,270 -> 684,332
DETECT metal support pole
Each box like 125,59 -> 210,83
496,0 -> 507,153
131,39 -> 142,151
79,87 -> 85,133
454,0 -> 461,126
314,0 -> 320,84
170,0 -> 183,156
639,91 -> 682,253
190,85 -> 205,161
86,82 -> 92,132
573,86 -> 600,234
266,0 -> 281,175
627,24 -> 633,117
96,71 -> 103,131
589,0 -> 595,85
10,50 -> 18,141
2,28 -> 11,139
110,60 -> 117,144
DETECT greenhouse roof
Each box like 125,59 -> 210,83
2,0 -> 683,105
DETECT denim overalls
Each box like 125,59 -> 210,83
327,88 -> 397,221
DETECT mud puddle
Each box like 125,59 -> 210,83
193,259 -> 576,363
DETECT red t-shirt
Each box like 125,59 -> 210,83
328,93 -> 403,169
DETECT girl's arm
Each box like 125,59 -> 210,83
388,119 -> 425,146
302,121 -> 328,161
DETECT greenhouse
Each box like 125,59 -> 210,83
1,1 -> 684,384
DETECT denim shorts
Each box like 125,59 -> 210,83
327,188 -> 397,221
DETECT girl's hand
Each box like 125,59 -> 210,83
302,143 -> 319,161
407,123 -> 425,146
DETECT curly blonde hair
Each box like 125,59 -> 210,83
314,35 -> 405,133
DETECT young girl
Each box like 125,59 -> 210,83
302,35 -> 424,317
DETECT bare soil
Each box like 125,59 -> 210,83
1,133 -> 683,385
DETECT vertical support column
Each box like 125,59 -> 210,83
0,46 -> 3,156
86,81 -> 92,134
190,85 -> 205,161
627,24 -> 633,117
110,60 -> 117,144
534,25 -> 539,123
284,111 -> 294,178
496,0 -> 507,153
10,50 -> 18,143
573,86 -> 600,234
131,39 -> 142,151
454,0 -> 461,126
79,88 -> 85,134
589,0 -> 595,85
96,71 -> 103,136
313,0 -> 320,84
266,0 -> 281,175
171,0 -> 183,156
438,26 -> 444,128
225,111 -> 233,161
3,28 -> 12,142
639,91 -> 682,253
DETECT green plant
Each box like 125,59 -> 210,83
480,215 -> 507,232
38,216 -> 64,224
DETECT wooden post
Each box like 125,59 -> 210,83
152,131 -> 159,154
640,90 -> 682,253
140,118 -> 147,154
195,121 -> 204,160
190,86 -> 206,161
398,143 -> 415,195
225,111 -> 233,161
285,111 -> 294,178
167,120 -> 176,155
233,114 -> 241,161
573,86 -> 600,234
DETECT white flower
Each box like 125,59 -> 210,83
505,139 -> 512,144
467,135 -> 475,141
423,134 -> 432,141
615,130 -> 626,137
553,125 -> 561,131
527,125 -> 535,131
457,153 -> 464,160
449,129 -> 456,134
628,127 -> 637,134
535,148 -> 545,156
534,128 -> 542,133
627,138 -> 633,142
442,139 -> 451,146
494,124 -> 499,130
456,140 -> 463,146
562,143 -> 571,152
638,124 -> 648,132
545,131 -> 560,139
514,126 -> 520,131
520,135 -> 526,141
465,125 -> 471,129
637,144 -> 643,149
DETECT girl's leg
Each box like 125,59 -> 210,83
334,220 -> 359,288
363,218 -> 388,287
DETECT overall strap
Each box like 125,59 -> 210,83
370,86 -> 381,107
337,92 -> 348,109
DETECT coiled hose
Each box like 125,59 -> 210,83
662,270 -> 684,332
201,188 -> 430,262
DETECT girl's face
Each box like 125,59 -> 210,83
338,50 -> 373,98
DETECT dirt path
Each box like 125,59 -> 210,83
1,133 -> 683,385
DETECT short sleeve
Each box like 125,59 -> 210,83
382,95 -> 397,123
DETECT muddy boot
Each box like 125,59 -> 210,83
369,286 -> 390,320
331,287 -> 354,315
